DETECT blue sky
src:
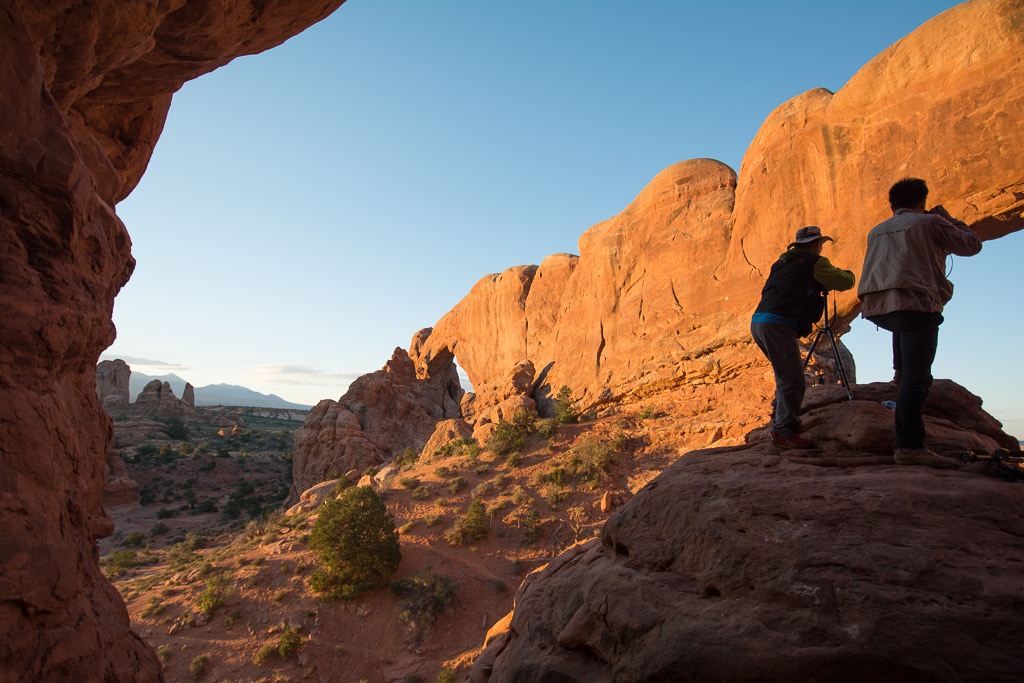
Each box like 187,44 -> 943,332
105,0 -> 1021,436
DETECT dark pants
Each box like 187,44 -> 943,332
751,321 -> 804,436
868,311 -> 943,449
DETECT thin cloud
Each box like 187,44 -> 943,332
100,354 -> 189,371
252,365 -> 365,386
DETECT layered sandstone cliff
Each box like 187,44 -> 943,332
0,1 -> 345,679
410,0 -> 1024,420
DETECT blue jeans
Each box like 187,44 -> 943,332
751,321 -> 804,436
868,311 -> 943,449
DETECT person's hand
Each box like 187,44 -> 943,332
928,204 -> 953,220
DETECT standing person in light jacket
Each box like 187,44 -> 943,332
752,225 -> 856,450
858,177 -> 982,467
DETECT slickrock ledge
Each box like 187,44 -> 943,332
474,382 -> 1024,683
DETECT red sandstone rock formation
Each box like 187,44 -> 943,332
95,358 -> 131,412
0,1 -> 345,679
131,379 -> 193,418
474,381 -> 1024,683
181,381 -> 195,408
288,346 -> 463,502
3,0 -> 1022,679
411,0 -> 1024,424
96,359 -> 194,419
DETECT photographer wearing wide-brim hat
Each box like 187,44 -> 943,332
751,225 -> 855,449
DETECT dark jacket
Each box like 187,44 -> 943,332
755,247 -> 856,336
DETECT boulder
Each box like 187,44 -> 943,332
473,422 -> 500,447
421,418 -> 474,459
96,359 -> 131,413
487,395 -> 537,426
288,345 -> 463,502
475,381 -> 1024,682
131,379 -> 192,418
285,479 -> 342,516
457,360 -> 540,425
373,465 -> 396,489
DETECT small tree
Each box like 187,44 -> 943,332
553,386 -> 580,424
196,573 -> 232,617
278,623 -> 302,659
444,498 -> 490,546
486,410 -> 536,456
308,486 -> 401,599
164,417 -> 189,440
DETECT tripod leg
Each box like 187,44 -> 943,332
825,328 -> 854,400
802,330 -> 825,370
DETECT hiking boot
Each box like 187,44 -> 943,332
770,431 -> 816,449
893,447 -> 958,468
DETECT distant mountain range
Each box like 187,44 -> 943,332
130,372 -> 311,410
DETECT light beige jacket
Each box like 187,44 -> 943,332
858,209 -> 981,317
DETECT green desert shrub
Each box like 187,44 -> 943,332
486,410 -> 536,456
308,486 -> 401,599
522,508 -> 543,544
187,654 -> 207,680
433,465 -> 455,478
394,446 -> 420,470
279,623 -> 302,659
252,643 -> 276,665
566,436 -> 620,482
536,417 -> 558,439
121,531 -> 146,547
444,498 -> 490,546
553,386 -> 580,424
435,437 -> 481,458
104,550 -> 144,576
196,573 -> 232,617
390,568 -> 456,646
164,417 -> 189,440
638,406 -> 658,420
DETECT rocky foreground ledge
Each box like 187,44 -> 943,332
474,381 -> 1024,682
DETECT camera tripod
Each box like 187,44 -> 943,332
802,292 -> 853,400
